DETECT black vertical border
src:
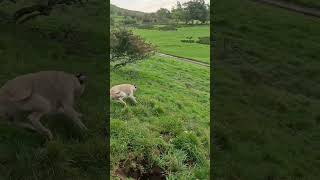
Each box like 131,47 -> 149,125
210,0 -> 214,178
106,0 -> 111,179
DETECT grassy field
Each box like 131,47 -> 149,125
213,0 -> 320,179
110,57 -> 210,179
283,0 -> 320,8
0,1 -> 107,179
133,25 -> 210,64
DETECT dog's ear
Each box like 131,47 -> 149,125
76,73 -> 87,84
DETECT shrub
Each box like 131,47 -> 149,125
181,39 -> 195,43
123,17 -> 137,25
110,28 -> 155,69
158,25 -> 178,31
196,36 -> 210,45
136,24 -> 155,30
181,36 -> 196,43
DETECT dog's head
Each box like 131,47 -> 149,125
75,73 -> 87,96
133,84 -> 138,91
76,73 -> 87,85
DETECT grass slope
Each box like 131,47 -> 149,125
110,57 -> 210,179
0,1 -> 107,179
214,0 -> 320,179
133,26 -> 210,64
283,0 -> 320,9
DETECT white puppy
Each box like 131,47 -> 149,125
0,71 -> 87,140
110,84 -> 137,106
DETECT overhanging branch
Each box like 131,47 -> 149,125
13,4 -> 52,24
13,0 -> 87,24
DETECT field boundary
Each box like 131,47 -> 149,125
156,52 -> 210,67
252,0 -> 320,18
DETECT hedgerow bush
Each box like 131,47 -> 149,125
196,36 -> 210,45
110,28 -> 155,69
158,25 -> 178,31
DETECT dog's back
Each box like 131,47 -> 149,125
0,71 -> 85,112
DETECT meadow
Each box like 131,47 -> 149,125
110,57 -> 210,179
133,25 -> 210,64
214,0 -> 320,179
0,1 -> 107,179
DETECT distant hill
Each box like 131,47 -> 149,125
111,4 -> 148,18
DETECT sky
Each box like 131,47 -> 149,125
111,0 -> 210,13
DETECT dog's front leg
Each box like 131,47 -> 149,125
63,106 -> 88,131
129,95 -> 137,104
28,112 -> 53,140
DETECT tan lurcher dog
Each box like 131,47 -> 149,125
110,84 -> 137,106
0,71 -> 88,140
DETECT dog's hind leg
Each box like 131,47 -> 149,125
7,115 -> 36,131
14,121 -> 36,131
28,113 -> 53,140
20,94 -> 53,140
117,98 -> 127,107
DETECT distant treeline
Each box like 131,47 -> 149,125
111,0 -> 210,25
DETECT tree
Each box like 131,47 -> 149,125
171,1 -> 185,24
183,0 -> 209,24
156,8 -> 171,24
110,28 -> 155,69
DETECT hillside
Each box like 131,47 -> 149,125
213,0 -> 320,179
283,0 -> 320,9
111,57 -> 210,179
111,4 -> 147,17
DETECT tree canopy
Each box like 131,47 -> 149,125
172,0 -> 209,24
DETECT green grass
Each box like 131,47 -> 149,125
110,57 -> 210,179
132,26 -> 210,64
0,1 -> 107,179
283,0 -> 320,9
214,0 -> 320,179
